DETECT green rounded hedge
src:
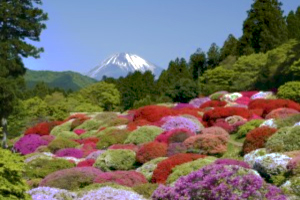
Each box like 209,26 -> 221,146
96,129 -> 130,149
47,137 -> 79,153
236,119 -> 264,139
93,149 -> 136,171
50,121 -> 72,136
124,126 -> 164,145
277,81 -> 300,103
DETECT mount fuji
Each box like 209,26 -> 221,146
87,53 -> 163,80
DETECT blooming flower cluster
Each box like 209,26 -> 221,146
14,134 -> 49,155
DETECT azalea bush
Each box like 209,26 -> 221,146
96,129 -> 130,149
155,128 -> 195,144
166,142 -> 187,156
133,105 -> 173,122
47,137 -> 79,153
265,108 -> 299,119
124,126 -> 163,145
55,148 -> 84,158
199,100 -> 227,108
14,134 -> 49,155
161,116 -> 201,133
136,157 -> 167,181
236,119 -> 264,139
136,142 -> 167,163
25,121 -> 60,136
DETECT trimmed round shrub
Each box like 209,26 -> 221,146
221,92 -> 242,102
248,99 -> 300,117
209,91 -> 228,100
152,164 -> 286,200
277,81 -> 300,103
201,126 -> 229,137
96,129 -> 130,149
86,150 -> 105,160
214,158 -> 250,169
281,177 -> 300,199
108,144 -> 139,153
166,156 -> 217,184
25,121 -> 60,136
71,118 -> 87,130
41,135 -> 55,143
266,108 -> 299,119
55,131 -> 80,140
94,112 -> 118,121
242,126 -> 277,155
136,157 -> 167,181
14,134 -> 49,155
50,120 -> 72,136
39,167 -> 103,190
136,142 -> 167,163
266,126 -> 300,153
199,100 -> 227,108
151,153 -> 205,184
94,171 -> 147,187
24,158 -> 75,179
0,148 -> 31,200
94,149 -> 136,171
77,159 -> 96,167
167,143 -> 187,156
287,154 -> 300,175
275,113 -> 300,128
244,148 -> 267,168
189,97 -> 210,108
235,96 -> 251,105
55,148 -> 83,158
133,183 -> 159,199
28,187 -> 76,200
76,119 -> 103,131
133,105 -> 173,123
155,128 -> 195,144
124,126 -> 163,145
47,137 -> 79,153
105,117 -> 129,127
161,116 -> 201,133
236,119 -> 264,139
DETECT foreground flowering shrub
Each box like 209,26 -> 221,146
155,128 -> 195,144
94,171 -> 147,187
161,116 -> 201,133
25,121 -> 60,136
55,148 -> 84,159
94,149 -> 136,171
77,186 -> 147,200
242,126 -> 277,155
244,148 -> 267,168
39,167 -> 102,190
14,134 -> 49,155
28,187 -> 76,200
214,158 -> 250,169
124,126 -> 163,145
136,142 -> 167,163
152,153 -> 205,184
152,164 -> 287,200
133,105 -> 173,122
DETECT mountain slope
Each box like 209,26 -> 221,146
25,69 -> 97,91
87,53 -> 163,80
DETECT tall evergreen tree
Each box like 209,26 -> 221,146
0,0 -> 48,147
238,0 -> 288,55
220,34 -> 238,61
207,43 -> 221,69
189,48 -> 206,80
287,7 -> 300,40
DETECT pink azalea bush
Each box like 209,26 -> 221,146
14,134 -> 49,155
55,148 -> 84,159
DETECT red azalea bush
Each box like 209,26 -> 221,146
240,91 -> 259,98
235,96 -> 251,105
155,128 -> 196,144
94,171 -> 147,187
73,129 -> 87,135
25,121 -> 61,136
55,148 -> 84,158
202,107 -> 251,125
74,137 -> 99,145
212,119 -> 234,133
136,142 -> 168,163
39,167 -> 102,190
167,143 -> 187,156
14,134 -> 49,155
172,107 -> 203,118
133,105 -> 174,123
265,108 -> 299,119
151,153 -> 205,184
77,159 -> 96,167
242,127 -> 277,155
108,144 -> 139,153
200,100 -> 227,109
248,99 -> 300,117
64,113 -> 90,123
127,119 -> 152,131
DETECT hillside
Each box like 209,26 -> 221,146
25,69 -> 97,91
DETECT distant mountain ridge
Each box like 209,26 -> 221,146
87,53 -> 163,80
25,69 -> 97,91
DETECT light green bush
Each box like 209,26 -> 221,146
236,119 -> 265,139
76,119 -> 103,131
124,126 -> 163,145
50,121 -> 73,136
47,138 -> 79,153
93,149 -> 136,171
277,81 -> 300,103
275,114 -> 300,128
132,183 -> 159,199
96,129 -> 130,149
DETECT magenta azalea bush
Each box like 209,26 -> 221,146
14,134 -> 49,155
214,158 -> 250,169
55,148 -> 84,159
152,164 -> 286,200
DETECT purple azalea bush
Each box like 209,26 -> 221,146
162,116 -> 200,133
152,164 -> 287,200
214,158 -> 250,169
14,134 -> 49,155
55,148 -> 84,158
189,97 -> 211,108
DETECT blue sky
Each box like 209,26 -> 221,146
23,0 -> 300,74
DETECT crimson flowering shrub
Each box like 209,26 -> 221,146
108,144 -> 139,153
73,129 -> 87,135
25,121 -> 61,136
155,128 -> 195,144
14,134 -> 49,155
172,107 -> 203,118
64,113 -> 90,123
55,148 -> 84,158
74,137 -> 99,145
202,107 -> 251,126
133,105 -> 174,123
265,108 -> 299,119
212,119 -> 234,133
127,119 -> 152,131
77,159 -> 96,167
166,143 -> 187,156
242,127 -> 277,155
151,153 -> 205,184
240,91 -> 259,98
235,96 -> 251,105
214,158 -> 250,168
136,142 -> 167,163
200,100 -> 227,109
152,164 -> 286,200
248,99 -> 300,117
94,171 -> 147,187
39,167 -> 102,190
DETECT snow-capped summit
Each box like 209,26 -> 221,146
87,53 -> 163,80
